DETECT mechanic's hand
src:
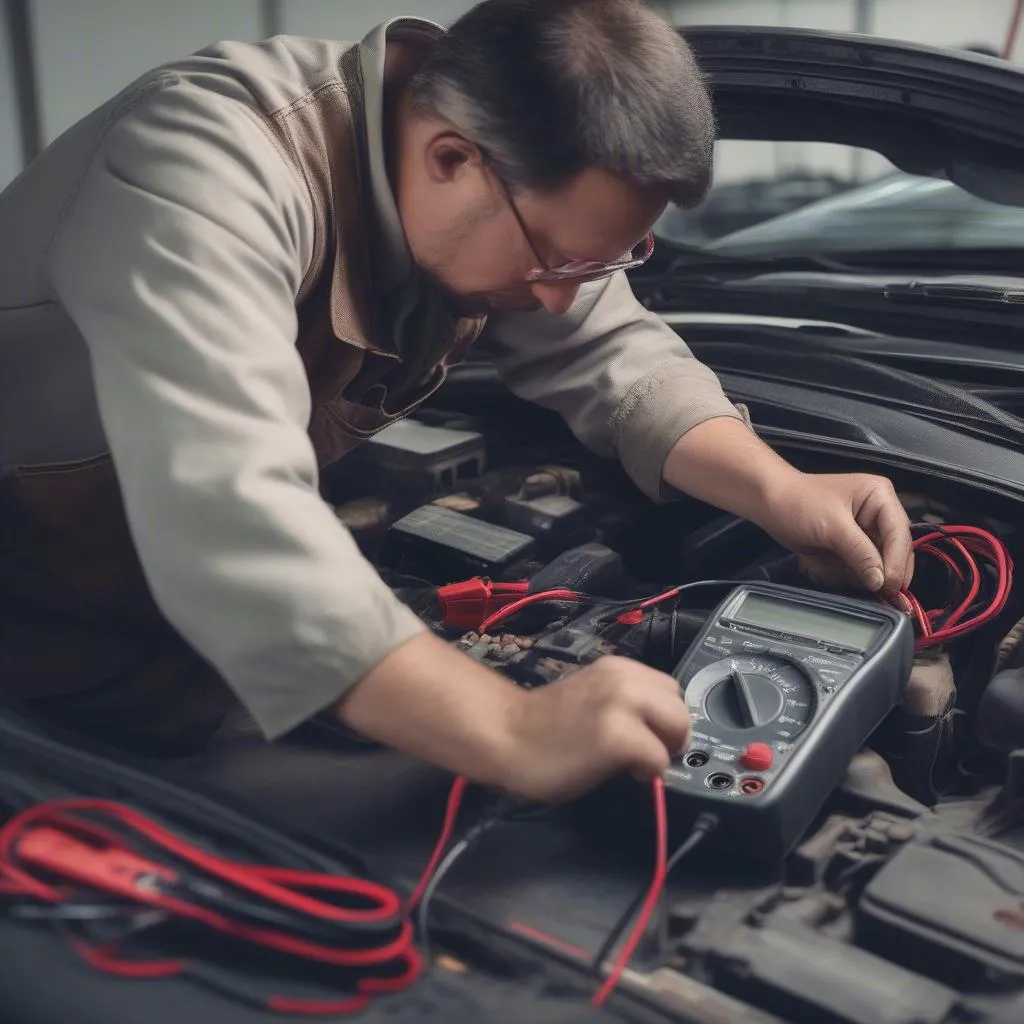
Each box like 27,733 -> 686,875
760,471 -> 914,596
498,656 -> 691,804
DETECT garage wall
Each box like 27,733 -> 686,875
660,0 -> 856,32
871,0 -> 1021,56
4,0 -> 1022,193
32,0 -> 264,145
0,10 -> 22,190
662,0 -> 1022,54
27,1 -> 477,151
279,0 -> 476,39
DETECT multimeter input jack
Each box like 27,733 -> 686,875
740,777 -> 766,795
684,751 -> 710,768
705,772 -> 734,791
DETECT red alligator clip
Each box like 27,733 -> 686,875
437,577 -> 530,630
16,827 -> 177,899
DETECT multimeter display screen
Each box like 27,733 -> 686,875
734,594 -> 880,650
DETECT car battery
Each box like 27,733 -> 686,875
381,504 -> 536,583
503,493 -> 587,538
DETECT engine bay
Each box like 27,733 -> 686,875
319,401 -> 1024,1024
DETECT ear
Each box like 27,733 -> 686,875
424,132 -> 485,185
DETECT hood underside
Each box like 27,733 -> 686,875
683,26 -> 1024,206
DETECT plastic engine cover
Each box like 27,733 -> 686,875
857,834 -> 1024,991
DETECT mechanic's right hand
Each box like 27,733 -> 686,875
498,656 -> 691,804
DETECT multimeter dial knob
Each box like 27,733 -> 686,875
685,653 -> 816,743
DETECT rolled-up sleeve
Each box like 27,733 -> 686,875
48,79 -> 425,739
482,271 -> 744,502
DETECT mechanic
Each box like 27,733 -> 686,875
0,0 -> 913,803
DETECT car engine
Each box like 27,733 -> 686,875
320,401 -> 1024,1024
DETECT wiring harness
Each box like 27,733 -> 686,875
1,525 -> 1012,1014
442,525 -> 1014,656
890,524 -> 1013,652
419,522 -> 1016,1008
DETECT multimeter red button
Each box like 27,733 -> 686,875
739,743 -> 773,771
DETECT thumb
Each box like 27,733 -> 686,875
831,520 -> 885,592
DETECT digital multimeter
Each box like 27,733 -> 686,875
664,582 -> 913,860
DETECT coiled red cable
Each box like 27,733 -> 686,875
0,798 -> 422,1015
890,525 -> 1013,650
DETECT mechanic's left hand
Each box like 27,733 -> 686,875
759,471 -> 914,596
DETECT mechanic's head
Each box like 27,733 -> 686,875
395,0 -> 715,316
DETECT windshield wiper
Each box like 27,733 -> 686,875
883,281 -> 1024,309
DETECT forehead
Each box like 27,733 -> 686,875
526,168 -> 664,262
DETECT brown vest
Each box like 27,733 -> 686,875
0,50 -> 485,709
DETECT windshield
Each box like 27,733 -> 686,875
653,141 -> 1024,261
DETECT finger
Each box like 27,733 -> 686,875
830,517 -> 885,592
595,707 -> 673,782
864,492 -> 913,595
903,549 -> 916,591
636,687 -> 693,758
624,729 -> 673,783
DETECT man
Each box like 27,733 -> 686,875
0,0 -> 912,802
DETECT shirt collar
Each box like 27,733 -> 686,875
357,17 -> 445,296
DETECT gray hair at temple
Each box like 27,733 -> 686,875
409,0 -> 717,207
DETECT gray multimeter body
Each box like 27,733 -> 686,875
665,582 -> 913,860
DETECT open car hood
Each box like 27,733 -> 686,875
684,26 -> 1024,206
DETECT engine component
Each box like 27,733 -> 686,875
513,465 -> 583,502
381,505 -> 535,583
437,578 -> 530,631
995,613 -> 1024,675
609,967 -> 790,1024
783,809 -> 920,889
857,832 -> 1024,991
526,543 -> 624,596
699,918 -> 959,1024
333,497 -> 391,557
430,493 -> 481,513
338,419 -> 486,501
611,606 -> 709,673
531,615 -> 607,665
977,665 -> 1024,754
502,493 -> 587,546
875,649 -> 957,806
452,630 -> 582,687
839,749 -> 932,821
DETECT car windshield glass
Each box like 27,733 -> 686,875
653,141 -> 1024,261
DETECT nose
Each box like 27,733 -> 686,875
530,282 -> 581,316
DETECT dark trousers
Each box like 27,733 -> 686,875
1,457 -> 237,757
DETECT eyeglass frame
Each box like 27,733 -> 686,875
484,158 -> 656,286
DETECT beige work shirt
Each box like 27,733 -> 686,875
0,18 -> 742,737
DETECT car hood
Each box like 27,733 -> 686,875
684,26 -> 1024,206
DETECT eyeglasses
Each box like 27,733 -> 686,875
489,163 -> 656,286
